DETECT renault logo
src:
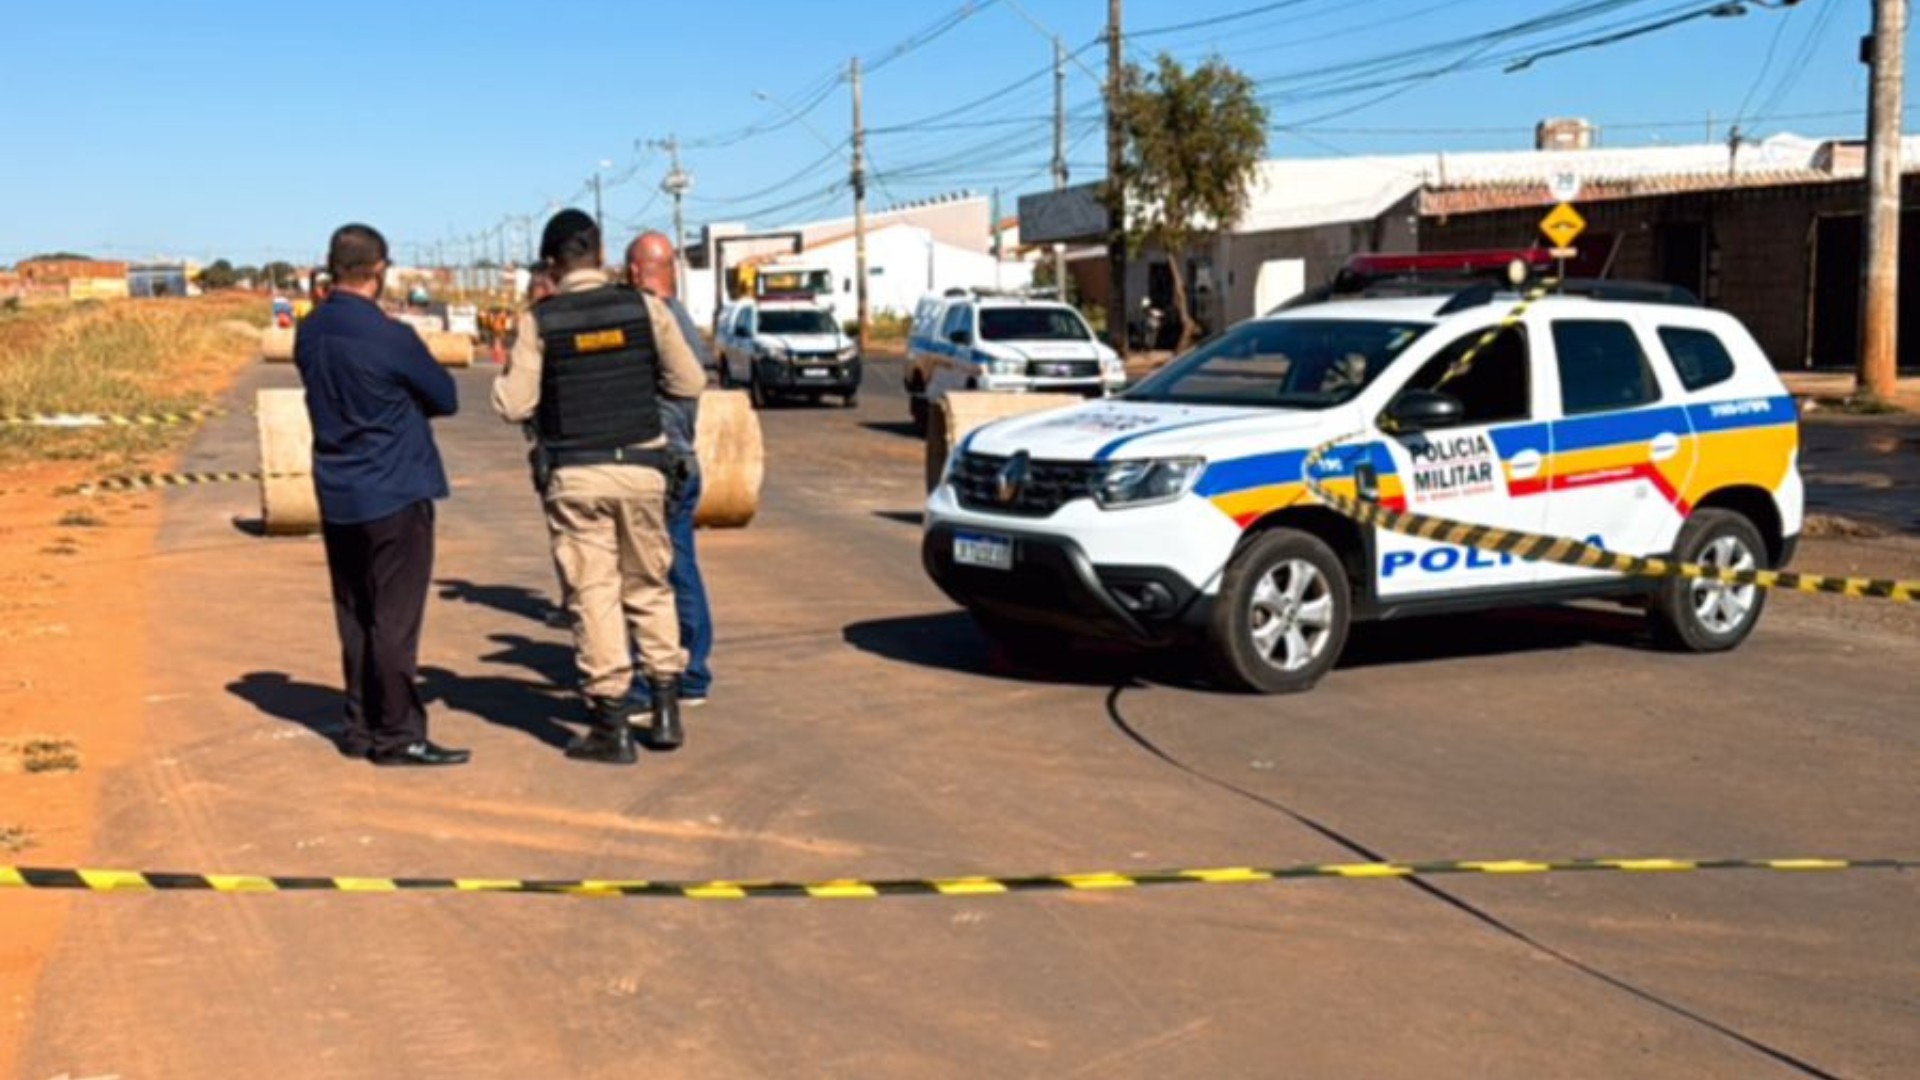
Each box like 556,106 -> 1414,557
994,451 -> 1031,505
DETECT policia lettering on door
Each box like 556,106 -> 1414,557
1407,433 -> 1497,501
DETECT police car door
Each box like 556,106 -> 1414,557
1369,319 -> 1550,598
928,303 -> 975,400
1533,315 -> 1698,585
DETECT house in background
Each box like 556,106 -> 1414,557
1020,124 -> 1919,368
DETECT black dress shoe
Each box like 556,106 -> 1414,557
370,741 -> 471,767
337,740 -> 371,760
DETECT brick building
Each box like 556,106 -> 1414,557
1021,129 -> 1915,366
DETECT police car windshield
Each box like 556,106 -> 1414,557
979,307 -> 1090,342
1127,319 -> 1431,408
758,309 -> 839,336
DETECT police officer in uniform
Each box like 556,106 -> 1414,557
492,209 -> 707,763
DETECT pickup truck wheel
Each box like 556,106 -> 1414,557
842,391 -> 859,409
1209,529 -> 1351,694
715,361 -> 731,389
1649,509 -> 1769,653
748,367 -> 769,409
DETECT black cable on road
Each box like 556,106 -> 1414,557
1102,686 -> 1849,1080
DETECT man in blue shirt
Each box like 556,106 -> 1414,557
296,224 -> 467,767
623,232 -> 713,726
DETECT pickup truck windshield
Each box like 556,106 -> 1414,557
759,309 -> 839,336
979,307 -> 1090,342
1128,318 -> 1431,408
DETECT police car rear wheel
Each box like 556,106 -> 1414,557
1650,509 -> 1769,653
1211,530 -> 1351,694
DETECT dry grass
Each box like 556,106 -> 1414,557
0,295 -> 267,469
0,824 -> 31,853
0,735 -> 82,774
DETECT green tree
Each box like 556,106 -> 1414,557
195,259 -> 239,290
262,261 -> 298,289
1118,54 -> 1268,350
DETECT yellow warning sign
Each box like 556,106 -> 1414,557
1540,202 -> 1586,248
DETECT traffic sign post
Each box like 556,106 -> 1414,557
1540,202 -> 1586,284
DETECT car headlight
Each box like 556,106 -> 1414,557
1093,457 -> 1205,509
760,344 -> 789,361
990,357 -> 1025,377
837,345 -> 859,361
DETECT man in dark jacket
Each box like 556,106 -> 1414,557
296,223 -> 468,767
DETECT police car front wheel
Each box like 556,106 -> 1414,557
1650,509 -> 1769,653
1210,530 -> 1352,694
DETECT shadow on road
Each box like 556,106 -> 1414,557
418,664 -> 574,750
1337,605 -> 1647,671
842,610 -> 1155,688
846,604 -> 1650,691
436,578 -> 560,625
859,420 -> 922,441
871,510 -> 923,527
226,671 -> 344,741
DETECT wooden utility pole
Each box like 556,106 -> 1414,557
851,56 -> 871,353
1861,0 -> 1906,400
1105,0 -> 1126,351
1053,35 -> 1071,302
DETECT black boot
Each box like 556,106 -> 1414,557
644,677 -> 684,752
567,697 -> 638,764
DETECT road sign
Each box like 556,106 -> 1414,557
1540,202 -> 1587,248
1548,171 -> 1582,203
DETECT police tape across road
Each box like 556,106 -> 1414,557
0,408 -> 228,428
1,855 -> 1912,900
1299,433 -> 1920,603
76,470 -> 307,496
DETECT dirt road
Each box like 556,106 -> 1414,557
14,358 -> 1920,1078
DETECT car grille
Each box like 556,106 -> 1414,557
952,452 -> 1100,517
1028,359 -> 1099,379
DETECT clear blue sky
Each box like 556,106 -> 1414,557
0,0 -> 1883,267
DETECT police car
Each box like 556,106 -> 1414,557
716,297 -> 862,408
905,291 -> 1127,431
923,251 -> 1803,693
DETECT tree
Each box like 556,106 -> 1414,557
1118,54 -> 1269,351
195,259 -> 239,290
262,261 -> 298,289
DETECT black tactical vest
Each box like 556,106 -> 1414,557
535,286 -> 664,451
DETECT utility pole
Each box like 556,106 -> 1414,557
1861,0 -> 1906,401
1105,0 -> 1127,352
1053,35 -> 1071,303
656,135 -> 694,299
590,171 -> 605,251
851,55 -> 870,352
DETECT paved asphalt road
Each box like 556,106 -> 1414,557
21,356 -> 1920,1079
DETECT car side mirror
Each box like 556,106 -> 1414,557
950,329 -> 972,347
1385,389 -> 1465,432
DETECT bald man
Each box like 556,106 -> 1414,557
623,232 -> 715,725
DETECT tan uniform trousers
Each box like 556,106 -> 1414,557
543,462 -> 683,700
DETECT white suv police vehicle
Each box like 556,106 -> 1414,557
716,298 -> 862,408
923,254 -> 1803,693
906,291 -> 1126,431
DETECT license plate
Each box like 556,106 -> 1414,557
953,531 -> 1013,571
802,366 -> 830,378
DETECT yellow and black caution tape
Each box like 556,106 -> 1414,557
1430,277 -> 1557,395
0,856 -> 1911,900
1302,435 -> 1919,603
78,470 -> 307,496
0,408 -> 227,429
